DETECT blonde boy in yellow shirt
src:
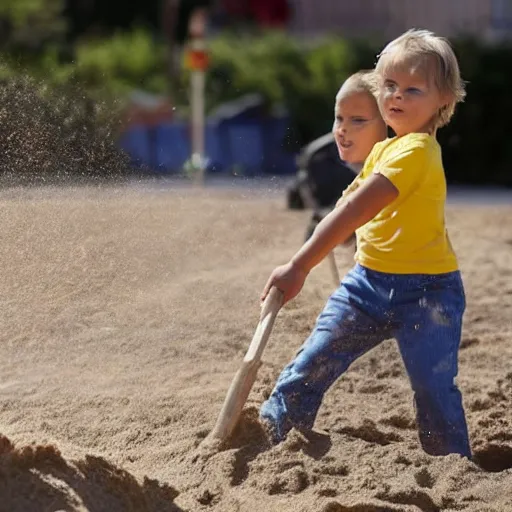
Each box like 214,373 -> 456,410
260,29 -> 471,458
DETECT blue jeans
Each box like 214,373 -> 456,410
260,264 -> 471,458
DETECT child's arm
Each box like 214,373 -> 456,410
261,173 -> 398,303
293,173 -> 397,271
335,172 -> 363,207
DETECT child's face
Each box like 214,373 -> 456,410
333,91 -> 387,164
378,66 -> 447,136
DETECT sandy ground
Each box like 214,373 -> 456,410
1,181 -> 512,512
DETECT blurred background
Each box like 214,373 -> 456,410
1,0 -> 512,186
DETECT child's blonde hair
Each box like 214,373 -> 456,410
336,70 -> 379,104
375,29 -> 465,129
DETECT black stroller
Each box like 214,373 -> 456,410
286,132 -> 358,286
287,132 -> 358,241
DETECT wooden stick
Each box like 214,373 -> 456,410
209,287 -> 283,443
327,250 -> 340,287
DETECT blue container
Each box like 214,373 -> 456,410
262,116 -> 298,175
117,93 -> 299,176
153,122 -> 191,172
204,122 -> 227,173
220,121 -> 265,175
118,125 -> 152,167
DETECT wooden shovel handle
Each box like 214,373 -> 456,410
209,287 -> 283,442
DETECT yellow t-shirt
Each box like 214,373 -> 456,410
353,133 -> 458,274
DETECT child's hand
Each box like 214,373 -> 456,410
261,261 -> 308,305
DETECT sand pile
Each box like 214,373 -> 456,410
0,433 -> 180,512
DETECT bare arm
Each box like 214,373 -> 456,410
291,173 -> 398,273
261,173 -> 398,303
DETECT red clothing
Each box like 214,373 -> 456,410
249,0 -> 290,27
222,0 -> 290,28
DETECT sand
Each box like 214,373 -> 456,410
1,181 -> 512,512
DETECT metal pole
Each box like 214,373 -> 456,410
189,38 -> 206,185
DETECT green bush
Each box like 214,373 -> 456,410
439,37 -> 512,185
72,29 -> 168,98
0,0 -> 62,27
1,28 -> 167,100
0,0 -> 65,62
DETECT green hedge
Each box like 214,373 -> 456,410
438,38 -> 512,186
2,29 -> 512,185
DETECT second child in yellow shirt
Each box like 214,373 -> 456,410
260,29 -> 472,459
